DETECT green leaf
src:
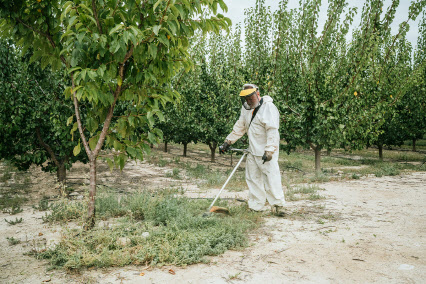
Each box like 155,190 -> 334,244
148,132 -> 156,143
126,146 -> 137,158
149,43 -> 157,59
153,0 -> 163,11
168,21 -> 177,34
109,24 -> 124,35
218,0 -> 228,13
155,111 -> 165,122
106,158 -> 114,171
89,135 -> 99,151
66,115 -> 73,126
79,3 -> 93,15
70,122 -> 78,134
158,34 -> 170,47
87,117 -> 99,133
153,25 -> 161,35
73,141 -> 81,156
119,154 -> 126,170
67,67 -> 82,74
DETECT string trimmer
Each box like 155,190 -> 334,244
203,148 -> 249,217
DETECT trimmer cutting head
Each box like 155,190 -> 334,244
210,206 -> 230,214
202,206 -> 230,217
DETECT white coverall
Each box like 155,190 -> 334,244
226,95 -> 286,211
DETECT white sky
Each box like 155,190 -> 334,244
221,0 -> 422,49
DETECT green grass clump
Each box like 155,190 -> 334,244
165,168 -> 181,179
157,158 -> 169,167
37,190 -> 261,270
4,217 -> 23,225
182,162 -> 246,190
33,197 -> 50,211
42,199 -> 86,223
285,185 -> 325,201
373,163 -> 400,177
6,237 -> 21,245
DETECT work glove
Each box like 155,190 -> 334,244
219,140 -> 231,154
262,151 -> 274,164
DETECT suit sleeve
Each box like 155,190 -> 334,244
262,103 -> 280,152
225,108 -> 247,144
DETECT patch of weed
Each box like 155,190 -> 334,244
308,193 -> 325,200
1,171 -> 12,182
228,272 -> 242,281
322,156 -> 360,167
374,164 -> 400,177
309,173 -> 330,183
185,163 -> 207,179
158,158 -> 168,167
2,204 -> 24,215
42,199 -> 86,223
205,171 -> 225,187
6,237 -> 21,245
36,190 -> 261,270
171,168 -> 181,179
33,196 -> 50,211
4,217 -> 23,225
173,156 -> 181,164
285,185 -> 325,201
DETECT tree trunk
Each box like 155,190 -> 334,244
183,143 -> 188,157
378,144 -> 383,161
208,141 -> 217,162
412,138 -> 416,152
314,147 -> 321,172
84,159 -> 97,230
326,148 -> 331,156
310,144 -> 321,173
56,162 -> 67,196
164,141 -> 168,152
57,162 -> 67,183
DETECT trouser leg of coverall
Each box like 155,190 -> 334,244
246,154 -> 285,211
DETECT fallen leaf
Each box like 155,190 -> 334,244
168,269 -> 175,275
140,272 -> 145,276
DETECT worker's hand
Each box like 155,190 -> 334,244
219,140 -> 231,154
262,151 -> 274,164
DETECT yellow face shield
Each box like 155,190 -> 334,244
240,86 -> 260,110
239,89 -> 257,97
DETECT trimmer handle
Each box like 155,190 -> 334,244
229,148 -> 250,154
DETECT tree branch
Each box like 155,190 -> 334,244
71,74 -> 92,159
92,0 -> 104,34
16,18 -> 48,38
92,45 -> 134,157
35,127 -> 60,167
16,18 -> 67,65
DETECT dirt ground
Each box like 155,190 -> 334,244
1,147 -> 425,284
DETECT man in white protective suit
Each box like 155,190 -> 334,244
219,84 -> 286,216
